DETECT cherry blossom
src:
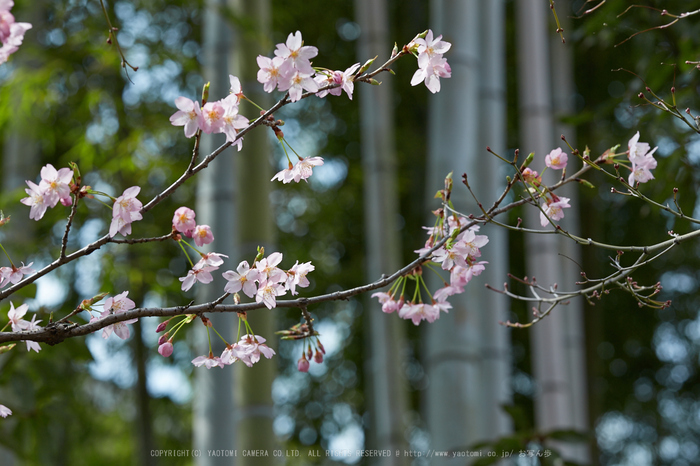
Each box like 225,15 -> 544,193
228,75 -> 244,103
179,263 -> 217,292
169,97 -> 202,138
228,334 -> 276,367
20,180 -> 50,221
411,54 -> 451,94
0,262 -> 35,287
545,148 -> 568,170
540,195 -> 571,227
198,252 -> 228,268
100,292 -> 137,340
398,302 -> 439,325
627,132 -> 658,186
274,30 -> 318,75
315,63 -> 361,99
414,30 -> 452,61
255,252 -> 285,283
39,164 -> 73,207
109,186 -> 143,238
278,68 -> 319,103
0,405 -> 11,418
0,0 -> 31,65
192,354 -> 224,369
255,280 -> 286,309
256,55 -> 288,93
219,94 -> 248,149
271,156 -> 324,184
223,260 -> 260,298
7,301 -> 29,331
192,224 -> 214,247
172,206 -> 196,235
285,260 -> 314,295
200,101 -> 225,134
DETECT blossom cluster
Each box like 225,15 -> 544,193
257,31 -> 320,102
87,291 -> 138,340
374,215 -> 488,325
627,131 -> 658,185
409,30 -> 452,93
222,252 -> 314,309
20,164 -> 73,221
0,0 -> 31,65
7,302 -> 41,352
173,206 -> 221,292
109,186 -> 143,237
518,147 -> 572,228
169,75 -> 248,148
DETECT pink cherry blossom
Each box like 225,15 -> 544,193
228,75 -> 244,102
179,264 -> 217,291
271,156 -> 324,184
7,301 -> 29,331
411,55 -> 451,94
278,69 -> 319,102
545,148 -> 568,170
0,19 -> 31,65
0,405 -> 11,418
522,168 -> 541,185
627,132 -> 658,186
200,101 -> 225,134
398,302 -> 439,325
109,187 -> 143,238
169,97 -> 202,138
540,196 -> 571,227
285,260 -> 314,295
112,186 -> 143,223
172,206 -> 196,235
39,164 -> 73,207
192,354 -> 224,369
432,243 -> 470,270
456,229 -> 489,259
229,334 -> 276,367
198,252 -> 228,268
414,30 -> 452,60
316,63 -> 361,99
192,224 -> 214,247
100,292 -> 137,340
256,55 -> 288,93
255,252 -> 285,283
23,314 -> 41,352
223,260 -> 260,298
274,31 -> 318,74
20,180 -> 49,221
1,262 -> 35,287
255,280 -> 286,309
371,291 -> 401,314
219,94 -> 248,149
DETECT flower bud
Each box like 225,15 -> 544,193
297,355 -> 310,372
314,350 -> 324,364
156,320 -> 169,333
158,340 -> 174,357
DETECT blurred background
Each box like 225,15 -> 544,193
1,0 -> 700,465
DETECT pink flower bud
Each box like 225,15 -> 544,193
307,346 -> 313,360
314,350 -> 323,364
60,196 -> 72,206
158,340 -> 174,357
297,355 -> 310,373
158,333 -> 169,346
156,320 -> 169,333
